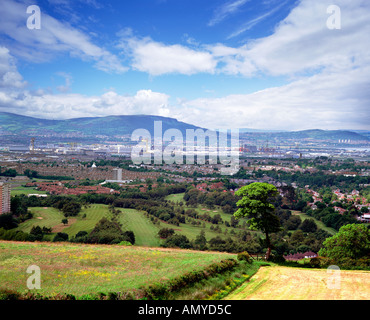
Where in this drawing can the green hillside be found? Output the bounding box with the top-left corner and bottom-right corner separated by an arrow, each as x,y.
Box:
0,112 -> 204,144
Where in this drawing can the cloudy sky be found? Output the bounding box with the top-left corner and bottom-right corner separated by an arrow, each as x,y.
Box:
0,0 -> 369,130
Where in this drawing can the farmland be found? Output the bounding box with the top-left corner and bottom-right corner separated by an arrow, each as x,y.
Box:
225,265 -> 370,300
0,240 -> 236,298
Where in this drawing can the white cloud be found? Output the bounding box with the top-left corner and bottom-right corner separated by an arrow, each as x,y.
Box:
118,34 -> 217,76
0,46 -> 27,89
208,0 -> 250,27
0,0 -> 126,73
177,66 -> 370,130
227,0 -> 289,39
1,0 -> 369,131
208,0 -> 370,77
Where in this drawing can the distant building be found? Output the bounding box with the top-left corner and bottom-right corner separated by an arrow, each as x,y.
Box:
358,214 -> 370,223
283,251 -> 318,261
0,182 -> 11,215
112,168 -> 123,181
243,145 -> 257,153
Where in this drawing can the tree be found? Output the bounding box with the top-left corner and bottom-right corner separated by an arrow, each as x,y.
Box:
87,217 -> 126,244
299,218 -> 317,233
318,223 -> 369,261
234,182 -> 281,260
30,225 -> 44,241
194,230 -> 207,250
162,234 -> 192,249
62,218 -> 68,225
61,201 -> 81,217
0,214 -> 18,230
285,215 -> 302,230
158,228 -> 175,239
53,232 -> 68,242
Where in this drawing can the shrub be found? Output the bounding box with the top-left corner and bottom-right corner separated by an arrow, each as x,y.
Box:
158,228 -> 175,239
53,232 -> 68,242
142,258 -> 239,299
123,231 -> 135,245
309,257 -> 321,268
0,289 -> 21,300
86,217 -> 135,245
30,226 -> 44,241
0,214 -> 18,230
237,251 -> 252,263
162,234 -> 192,249
118,241 -> 132,246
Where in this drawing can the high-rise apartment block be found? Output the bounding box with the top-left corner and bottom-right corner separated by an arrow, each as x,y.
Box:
112,168 -> 123,181
0,182 -> 11,215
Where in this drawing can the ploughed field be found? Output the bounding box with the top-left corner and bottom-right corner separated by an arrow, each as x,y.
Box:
225,265 -> 370,300
0,241 -> 235,298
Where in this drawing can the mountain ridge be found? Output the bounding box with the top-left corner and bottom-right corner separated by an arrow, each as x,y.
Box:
0,112 -> 368,144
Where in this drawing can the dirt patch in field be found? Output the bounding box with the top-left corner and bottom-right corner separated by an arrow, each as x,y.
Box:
225,266 -> 370,300
52,218 -> 77,233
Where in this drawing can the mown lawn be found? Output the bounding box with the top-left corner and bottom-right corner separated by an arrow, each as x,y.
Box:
119,209 -> 161,247
15,204 -> 161,245
11,186 -> 47,196
291,210 -> 337,235
0,241 -> 235,298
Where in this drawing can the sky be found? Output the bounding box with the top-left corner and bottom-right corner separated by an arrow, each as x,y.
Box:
0,0 -> 369,131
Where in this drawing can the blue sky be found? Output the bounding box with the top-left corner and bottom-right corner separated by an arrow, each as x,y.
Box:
0,0 -> 369,130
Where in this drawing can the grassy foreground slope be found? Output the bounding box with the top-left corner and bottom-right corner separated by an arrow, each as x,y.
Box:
225,265 -> 370,300
0,241 -> 235,298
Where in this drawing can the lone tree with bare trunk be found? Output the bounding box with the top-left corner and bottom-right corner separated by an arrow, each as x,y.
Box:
234,182 -> 281,260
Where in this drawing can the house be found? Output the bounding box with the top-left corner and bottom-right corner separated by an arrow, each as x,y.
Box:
358,214 -> 370,223
334,206 -> 346,215
283,251 -> 318,261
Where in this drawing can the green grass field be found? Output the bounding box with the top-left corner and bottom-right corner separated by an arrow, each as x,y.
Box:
11,186 -> 47,196
165,193 -> 185,203
16,204 -> 161,245
0,241 -> 235,298
291,210 -> 337,235
119,209 -> 161,247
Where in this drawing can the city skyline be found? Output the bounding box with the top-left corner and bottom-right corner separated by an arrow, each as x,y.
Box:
0,0 -> 369,131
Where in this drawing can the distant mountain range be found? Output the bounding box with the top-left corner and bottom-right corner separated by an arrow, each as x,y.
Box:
0,112 -> 368,145
239,129 -> 370,142
0,112 -> 204,144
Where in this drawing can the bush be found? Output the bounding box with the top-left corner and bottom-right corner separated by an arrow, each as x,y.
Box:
237,251 -> 252,263
158,228 -> 175,239
86,217 -> 134,245
309,257 -> 321,268
53,232 -> 68,242
118,241 -> 132,246
30,226 -> 44,241
142,258 -> 238,299
162,234 -> 192,249
123,231 -> 135,245
0,214 -> 18,229
0,289 -> 21,300
300,218 -> 317,233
